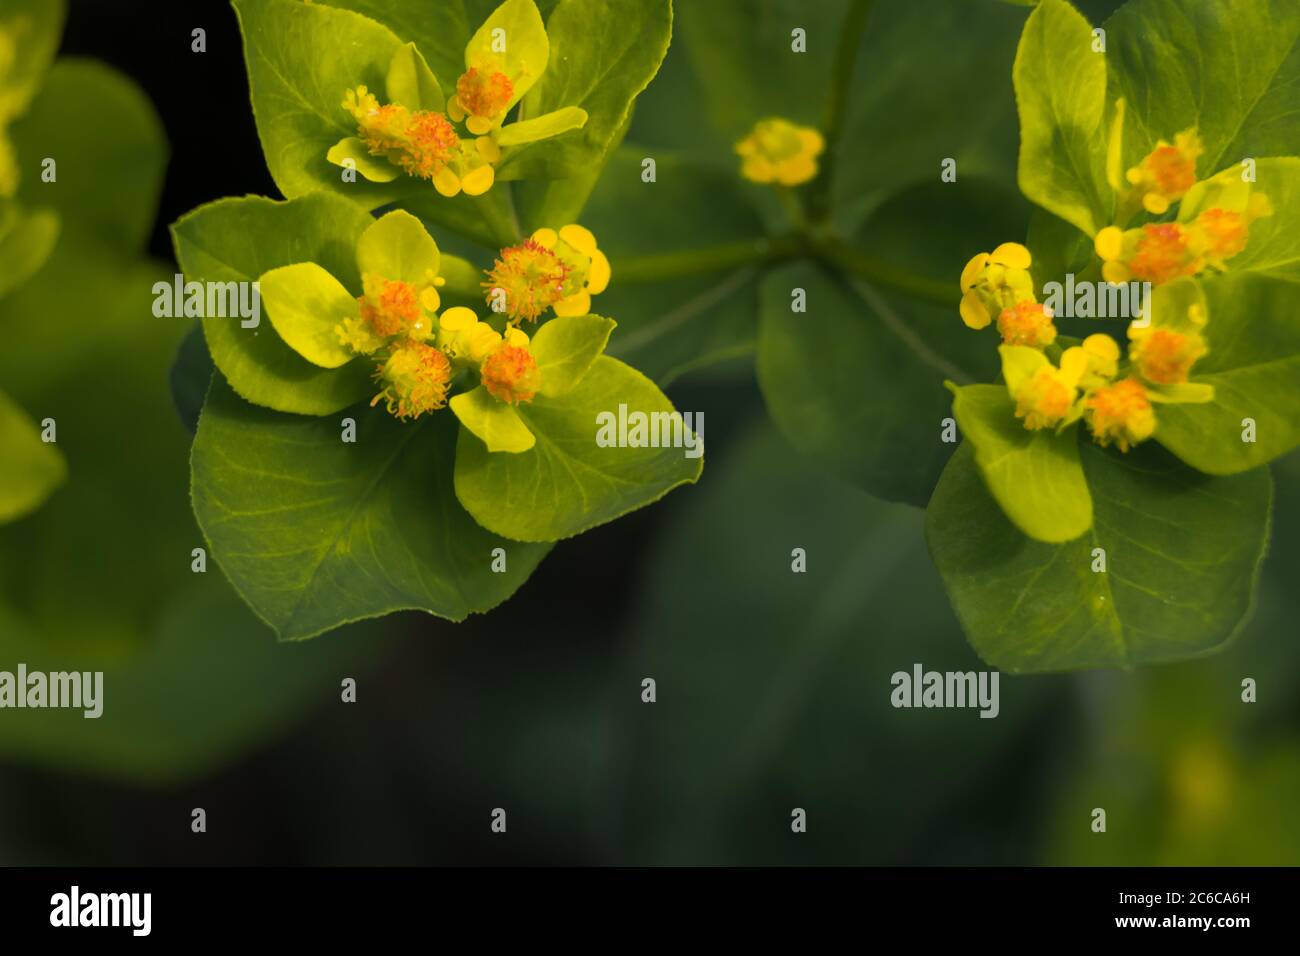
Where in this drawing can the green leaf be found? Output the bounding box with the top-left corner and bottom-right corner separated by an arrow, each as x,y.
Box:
617,420 -> 1066,864
385,41 -> 443,111
496,106 -> 587,149
192,376 -> 551,639
582,150 -> 767,385
926,441 -> 1272,672
0,386 -> 64,524
450,385 -> 535,452
0,0 -> 64,121
949,383 -> 1093,543
454,355 -> 702,541
1105,0 -> 1300,177
1155,273 -> 1300,473
0,203 -> 58,298
356,208 -> 440,283
1013,0 -> 1110,235
259,262 -> 360,369
757,259 -> 992,509
530,313 -> 614,396
171,193 -> 376,416
234,0 -> 515,247
513,0 -> 672,226
1214,158 -> 1300,282
10,58 -> 166,251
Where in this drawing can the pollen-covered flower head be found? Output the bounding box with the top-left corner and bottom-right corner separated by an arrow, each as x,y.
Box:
483,237 -> 570,323
480,339 -> 540,405
1095,223 -> 1201,286
449,65 -> 515,135
1000,344 -> 1086,432
997,300 -> 1057,348
1127,290 -> 1209,386
1085,378 -> 1155,452
372,341 -> 453,420
959,242 -> 1036,330
735,117 -> 824,186
1125,129 -> 1202,215
527,224 -> 611,317
343,86 -> 462,184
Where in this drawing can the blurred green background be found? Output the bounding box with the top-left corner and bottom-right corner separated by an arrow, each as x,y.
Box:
0,0 -> 1295,865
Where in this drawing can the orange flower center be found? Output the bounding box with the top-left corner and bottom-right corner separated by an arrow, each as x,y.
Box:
457,68 -> 514,119
1143,144 -> 1196,197
1135,328 -> 1205,385
483,239 -> 570,323
1128,223 -> 1200,285
997,300 -> 1057,348
372,343 -> 452,420
360,279 -> 422,337
1195,208 -> 1248,261
1086,378 -> 1152,451
481,344 -> 540,405
1015,367 -> 1073,430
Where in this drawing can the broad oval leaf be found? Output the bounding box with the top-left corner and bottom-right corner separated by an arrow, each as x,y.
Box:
356,208 -> 440,284
1155,272 -> 1300,473
926,440 -> 1272,672
513,0 -> 672,226
530,313 -> 615,397
192,376 -> 550,639
0,204 -> 58,299
171,193 -> 376,416
1013,0 -> 1111,236
454,355 -> 702,541
949,383 -> 1093,543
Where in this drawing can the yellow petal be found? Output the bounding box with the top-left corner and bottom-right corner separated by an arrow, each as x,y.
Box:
466,114 -> 494,136
420,287 -> 441,312
586,250 -> 611,295
1094,225 -> 1124,261
1142,192 -> 1170,215
468,323 -> 503,363
531,227 -> 558,249
959,291 -> 991,330
1060,346 -> 1089,385
439,306 -> 477,331
505,327 -> 529,347
434,167 -> 462,197
741,157 -> 774,183
448,97 -> 466,122
553,290 -> 591,317
798,128 -> 825,157
990,242 -> 1031,270
960,252 -> 989,292
1082,333 -> 1119,362
776,157 -> 817,185
461,164 -> 495,196
558,224 -> 598,256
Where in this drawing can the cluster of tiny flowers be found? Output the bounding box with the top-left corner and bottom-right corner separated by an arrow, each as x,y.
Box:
342,84 -> 500,198
734,117 -> 825,186
950,127 -> 1271,452
483,224 -> 611,324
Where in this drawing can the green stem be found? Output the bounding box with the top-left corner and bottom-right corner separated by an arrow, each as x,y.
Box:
609,235 -> 803,283
807,0 -> 874,223
813,237 -> 954,307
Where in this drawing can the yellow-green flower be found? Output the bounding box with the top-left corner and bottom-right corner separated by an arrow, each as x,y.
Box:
1124,129 -> 1202,215
483,224 -> 610,323
1084,378 -> 1155,452
1000,345 -> 1087,431
735,117 -> 824,186
959,242 -> 1036,331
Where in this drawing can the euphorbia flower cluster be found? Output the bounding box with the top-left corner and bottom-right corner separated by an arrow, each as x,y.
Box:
327,0 -> 589,199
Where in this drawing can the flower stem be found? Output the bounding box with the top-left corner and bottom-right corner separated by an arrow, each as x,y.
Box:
807,0 -> 874,224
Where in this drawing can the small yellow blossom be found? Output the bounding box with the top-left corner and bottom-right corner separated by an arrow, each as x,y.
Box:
528,224 -> 611,317
1124,129 -> 1202,215
959,242 -> 1036,331
1095,222 -> 1201,286
449,65 -> 515,135
483,224 -> 610,323
1085,378 -> 1155,451
1000,345 -> 1087,431
1130,326 -> 1208,386
481,342 -> 541,404
735,117 -> 824,186
371,342 -> 453,420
